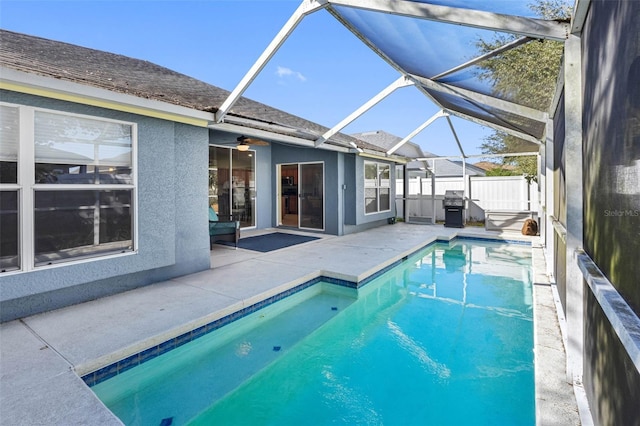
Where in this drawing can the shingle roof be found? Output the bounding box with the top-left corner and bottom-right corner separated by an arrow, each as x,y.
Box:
350,130 -> 423,158
353,130 -> 485,176
0,29 -> 384,153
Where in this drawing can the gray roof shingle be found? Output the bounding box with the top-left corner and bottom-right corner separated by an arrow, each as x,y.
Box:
0,29 -> 385,153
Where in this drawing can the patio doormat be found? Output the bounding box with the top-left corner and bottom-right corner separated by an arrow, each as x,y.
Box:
219,232 -> 320,252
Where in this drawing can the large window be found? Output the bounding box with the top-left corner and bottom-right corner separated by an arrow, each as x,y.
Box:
364,161 -> 391,214
0,103 -> 135,272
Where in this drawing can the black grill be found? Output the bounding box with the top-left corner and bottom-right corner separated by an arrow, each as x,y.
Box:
443,190 -> 465,228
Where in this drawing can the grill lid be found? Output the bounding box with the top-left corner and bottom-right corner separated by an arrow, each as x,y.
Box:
443,190 -> 465,207
444,190 -> 464,199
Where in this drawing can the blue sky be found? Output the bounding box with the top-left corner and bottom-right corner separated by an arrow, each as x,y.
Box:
0,0 -> 495,157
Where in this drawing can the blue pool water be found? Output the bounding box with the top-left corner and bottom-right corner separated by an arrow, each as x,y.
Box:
92,240 -> 534,425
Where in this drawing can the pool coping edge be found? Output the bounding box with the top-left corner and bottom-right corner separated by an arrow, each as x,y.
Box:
80,234 -> 533,387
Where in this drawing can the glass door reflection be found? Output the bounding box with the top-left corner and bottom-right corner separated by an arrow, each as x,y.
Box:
299,163 -> 324,230
209,146 -> 255,228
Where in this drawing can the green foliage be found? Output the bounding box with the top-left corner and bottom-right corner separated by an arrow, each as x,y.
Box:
476,0 -> 571,182
479,131 -> 539,181
476,36 -> 564,110
485,167 -> 519,177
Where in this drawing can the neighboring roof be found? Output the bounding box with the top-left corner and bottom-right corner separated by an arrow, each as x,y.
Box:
353,129 -> 484,176
350,130 -> 422,158
450,161 -> 487,176
0,29 -> 384,154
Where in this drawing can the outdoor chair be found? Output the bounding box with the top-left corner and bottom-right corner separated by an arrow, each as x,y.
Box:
209,207 -> 240,249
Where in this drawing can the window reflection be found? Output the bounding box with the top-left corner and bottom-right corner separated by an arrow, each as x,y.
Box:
209,146 -> 255,228
34,190 -> 132,265
2,104 -> 136,271
299,163 -> 323,229
0,191 -> 19,271
364,161 -> 392,214
35,163 -> 132,184
34,111 -> 132,184
0,105 -> 19,184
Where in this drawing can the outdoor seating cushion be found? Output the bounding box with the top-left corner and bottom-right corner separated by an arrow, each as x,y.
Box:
209,207 -> 239,236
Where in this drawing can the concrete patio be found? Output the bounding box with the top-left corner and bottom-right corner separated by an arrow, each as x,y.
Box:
0,223 -> 580,425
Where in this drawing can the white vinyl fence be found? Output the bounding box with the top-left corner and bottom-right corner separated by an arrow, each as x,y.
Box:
398,175 -> 538,223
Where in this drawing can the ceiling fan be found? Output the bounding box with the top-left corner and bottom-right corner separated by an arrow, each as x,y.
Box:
236,135 -> 269,151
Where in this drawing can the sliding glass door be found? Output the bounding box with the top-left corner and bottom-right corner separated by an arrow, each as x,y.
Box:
209,146 -> 255,228
299,163 -> 324,230
278,162 -> 323,231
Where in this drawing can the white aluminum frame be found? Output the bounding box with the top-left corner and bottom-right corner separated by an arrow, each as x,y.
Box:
214,0 -> 328,124
315,76 -> 414,147
216,0 -> 567,155
386,110 -> 447,155
327,0 -> 569,40
431,36 -> 534,81
563,34 -> 585,384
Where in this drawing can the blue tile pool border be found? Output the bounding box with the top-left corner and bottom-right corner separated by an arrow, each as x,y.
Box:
452,235 -> 533,246
81,276 -> 354,387
82,235 -> 530,387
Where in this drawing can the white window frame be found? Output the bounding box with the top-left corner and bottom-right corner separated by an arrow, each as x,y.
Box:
0,102 -> 137,273
364,160 -> 391,215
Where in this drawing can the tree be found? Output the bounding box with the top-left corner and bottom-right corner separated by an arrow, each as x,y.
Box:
485,167 -> 519,177
476,0 -> 571,181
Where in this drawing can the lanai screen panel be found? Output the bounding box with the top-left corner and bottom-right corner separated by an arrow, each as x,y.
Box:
332,5 -> 504,78
411,0 -> 536,16
331,1 -> 553,146
434,43 -> 562,110
424,88 -> 546,141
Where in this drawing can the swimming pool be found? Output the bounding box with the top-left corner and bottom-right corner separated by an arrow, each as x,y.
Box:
91,239 -> 534,425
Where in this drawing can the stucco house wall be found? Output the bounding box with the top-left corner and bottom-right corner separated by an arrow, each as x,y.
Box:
0,91 -> 211,322
0,29 -> 409,322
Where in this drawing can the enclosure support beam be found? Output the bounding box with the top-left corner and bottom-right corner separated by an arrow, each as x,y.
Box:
386,110 -> 447,155
443,109 -> 542,145
571,0 -> 592,35
446,115 -> 466,158
563,34 -> 584,385
431,166 -> 436,225
315,75 -> 414,147
414,76 -> 548,123
215,0 -> 327,123
544,118 -> 556,278
431,36 -> 533,81
415,152 -> 538,161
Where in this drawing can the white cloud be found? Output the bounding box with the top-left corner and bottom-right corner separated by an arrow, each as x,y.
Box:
276,65 -> 307,82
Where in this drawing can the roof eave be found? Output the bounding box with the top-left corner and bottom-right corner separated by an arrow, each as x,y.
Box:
0,66 -> 215,127
1,66 -> 406,158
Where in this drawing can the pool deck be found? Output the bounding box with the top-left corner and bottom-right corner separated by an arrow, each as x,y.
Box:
0,223 -> 581,425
